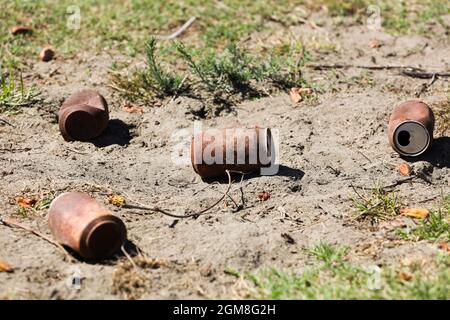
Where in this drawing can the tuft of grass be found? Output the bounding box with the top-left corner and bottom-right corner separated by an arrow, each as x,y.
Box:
109,38 -> 186,103
0,63 -> 39,113
397,195 -> 450,241
176,42 -> 308,94
142,38 -> 186,96
309,242 -> 349,267
0,0 -> 304,62
243,243 -> 450,299
351,185 -> 400,222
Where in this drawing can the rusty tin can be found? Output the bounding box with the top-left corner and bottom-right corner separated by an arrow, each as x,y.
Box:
388,100 -> 434,157
48,192 -> 127,260
58,89 -> 109,141
191,127 -> 273,178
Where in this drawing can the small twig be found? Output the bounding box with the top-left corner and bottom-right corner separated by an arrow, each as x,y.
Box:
0,218 -> 75,262
352,201 -> 383,220
154,17 -> 197,40
355,149 -> 372,163
233,171 -> 246,210
65,146 -> 89,155
309,63 -> 450,78
415,73 -> 438,97
350,176 -> 417,192
166,74 -> 188,106
381,176 -> 417,190
402,69 -> 450,79
350,184 -> 367,201
123,170 -> 234,219
418,195 -> 439,203
308,63 -> 417,71
121,245 -> 139,270
0,118 -> 14,127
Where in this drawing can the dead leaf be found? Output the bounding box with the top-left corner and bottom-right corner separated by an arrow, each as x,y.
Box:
107,195 -> 126,207
400,208 -> 430,219
16,196 -> 36,208
398,162 -> 412,176
368,38 -> 382,48
9,25 -> 33,35
437,241 -> 450,252
289,87 -> 313,104
122,103 -> 143,114
0,260 -> 13,273
398,271 -> 412,281
258,191 -> 271,201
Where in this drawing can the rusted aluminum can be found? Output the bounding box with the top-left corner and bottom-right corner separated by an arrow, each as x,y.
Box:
48,192 -> 127,260
58,89 -> 109,141
388,100 -> 434,157
191,127 -> 273,178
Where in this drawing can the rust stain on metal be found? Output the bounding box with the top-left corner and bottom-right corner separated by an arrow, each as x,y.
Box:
388,100 -> 434,157
48,192 -> 127,260
191,127 -> 273,179
58,89 -> 109,141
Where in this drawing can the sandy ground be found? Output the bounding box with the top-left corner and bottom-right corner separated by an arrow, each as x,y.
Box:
0,18 -> 449,299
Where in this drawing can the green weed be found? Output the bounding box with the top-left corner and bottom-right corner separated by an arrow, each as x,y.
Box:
0,63 -> 39,113
351,185 -> 400,221
242,243 -> 450,299
397,196 -> 450,241
176,42 -> 308,94
142,38 -> 186,96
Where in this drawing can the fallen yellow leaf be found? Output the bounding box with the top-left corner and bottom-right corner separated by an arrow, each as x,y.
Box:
107,194 -> 126,207
0,260 -> 13,273
289,87 -> 313,104
400,208 -> 430,219
398,271 -> 412,281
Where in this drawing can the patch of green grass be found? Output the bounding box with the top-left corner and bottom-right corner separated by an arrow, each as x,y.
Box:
109,38 -> 187,103
319,0 -> 368,16
111,39 -> 311,103
351,185 -> 400,222
381,2 -> 411,34
0,0 -> 305,62
142,38 -> 186,96
242,243 -> 450,299
0,63 -> 39,113
397,196 -> 450,241
417,0 -> 450,27
309,242 -> 349,267
176,42 -> 309,94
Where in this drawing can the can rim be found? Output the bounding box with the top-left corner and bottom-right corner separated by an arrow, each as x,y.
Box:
392,120 -> 431,157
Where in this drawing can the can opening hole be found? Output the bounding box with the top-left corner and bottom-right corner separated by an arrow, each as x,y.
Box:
266,128 -> 272,158
398,130 -> 411,147
87,222 -> 124,259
